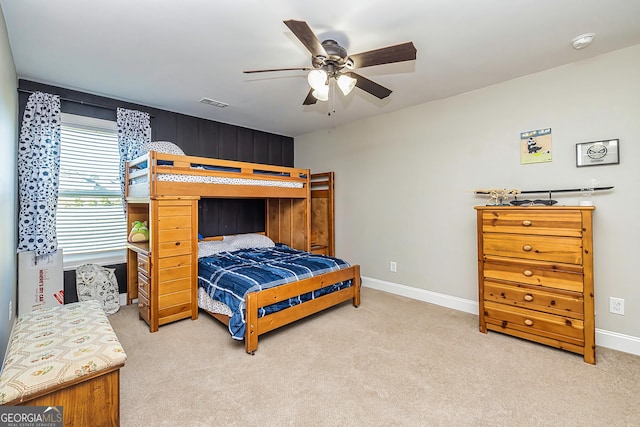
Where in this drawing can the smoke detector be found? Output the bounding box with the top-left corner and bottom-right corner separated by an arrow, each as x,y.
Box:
571,33 -> 595,50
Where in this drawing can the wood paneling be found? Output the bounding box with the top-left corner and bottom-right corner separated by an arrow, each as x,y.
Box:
266,199 -> 309,251
175,114 -> 199,154
198,198 -> 265,237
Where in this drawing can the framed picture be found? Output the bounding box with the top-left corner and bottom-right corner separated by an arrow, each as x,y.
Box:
576,139 -> 619,167
521,128 -> 552,164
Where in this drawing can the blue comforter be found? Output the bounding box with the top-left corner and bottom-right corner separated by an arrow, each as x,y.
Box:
197,244 -> 352,340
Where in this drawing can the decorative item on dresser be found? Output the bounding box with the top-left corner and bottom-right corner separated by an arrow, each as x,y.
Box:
474,206 -> 596,364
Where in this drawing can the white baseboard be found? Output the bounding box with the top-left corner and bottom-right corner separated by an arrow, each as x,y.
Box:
594,329 -> 640,356
362,276 -> 479,315
361,276 -> 640,357
119,293 -> 128,306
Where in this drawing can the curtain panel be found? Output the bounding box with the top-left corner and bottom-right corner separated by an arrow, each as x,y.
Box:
17,92 -> 62,257
116,108 -> 151,208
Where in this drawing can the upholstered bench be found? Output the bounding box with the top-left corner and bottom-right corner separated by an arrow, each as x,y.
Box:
0,300 -> 127,426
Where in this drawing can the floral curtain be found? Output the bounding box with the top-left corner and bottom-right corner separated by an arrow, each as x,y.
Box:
17,92 -> 62,257
116,108 -> 151,208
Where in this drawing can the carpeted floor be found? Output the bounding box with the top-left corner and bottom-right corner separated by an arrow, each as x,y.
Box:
108,287 -> 640,426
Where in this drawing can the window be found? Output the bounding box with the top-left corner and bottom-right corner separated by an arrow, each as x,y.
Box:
57,113 -> 127,269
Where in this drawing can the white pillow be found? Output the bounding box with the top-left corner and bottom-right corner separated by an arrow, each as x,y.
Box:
224,233 -> 275,249
198,240 -> 236,258
143,140 -> 185,156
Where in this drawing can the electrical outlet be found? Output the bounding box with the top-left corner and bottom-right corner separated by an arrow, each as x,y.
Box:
8,301 -> 12,321
609,297 -> 624,315
390,261 -> 397,272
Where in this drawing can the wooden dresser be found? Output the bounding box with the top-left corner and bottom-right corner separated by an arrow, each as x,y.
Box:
126,197 -> 199,332
474,206 -> 595,364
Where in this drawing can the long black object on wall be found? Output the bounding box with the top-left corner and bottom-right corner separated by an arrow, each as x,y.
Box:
18,79 -> 295,302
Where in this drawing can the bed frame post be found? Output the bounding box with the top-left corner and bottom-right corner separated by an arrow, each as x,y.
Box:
352,265 -> 361,307
245,292 -> 258,354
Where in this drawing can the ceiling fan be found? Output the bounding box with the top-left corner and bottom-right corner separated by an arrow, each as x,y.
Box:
244,20 -> 417,105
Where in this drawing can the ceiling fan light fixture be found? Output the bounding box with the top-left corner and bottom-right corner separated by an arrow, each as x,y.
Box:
307,69 -> 328,90
312,85 -> 329,101
337,74 -> 357,96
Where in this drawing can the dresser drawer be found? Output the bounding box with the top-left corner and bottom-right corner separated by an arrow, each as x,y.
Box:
484,281 -> 584,319
157,214 -> 192,231
157,254 -> 192,269
138,271 -> 150,299
158,228 -> 192,244
483,300 -> 584,345
138,293 -> 150,324
137,252 -> 150,275
483,233 -> 583,264
158,277 -> 192,295
158,204 -> 192,218
483,258 -> 583,292
481,209 -> 583,237
159,289 -> 192,309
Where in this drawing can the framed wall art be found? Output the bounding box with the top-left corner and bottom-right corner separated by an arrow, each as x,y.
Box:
520,128 -> 552,164
576,139 -> 619,167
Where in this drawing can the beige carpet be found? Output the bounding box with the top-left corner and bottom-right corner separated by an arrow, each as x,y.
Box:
108,287 -> 640,426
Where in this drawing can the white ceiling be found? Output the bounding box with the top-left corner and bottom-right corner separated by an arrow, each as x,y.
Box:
2,0 -> 640,137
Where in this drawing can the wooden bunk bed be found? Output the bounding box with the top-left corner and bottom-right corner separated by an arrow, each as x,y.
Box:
125,151 -> 361,354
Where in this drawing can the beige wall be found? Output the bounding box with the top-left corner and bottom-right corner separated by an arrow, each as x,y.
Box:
295,45 -> 640,351
0,5 -> 18,360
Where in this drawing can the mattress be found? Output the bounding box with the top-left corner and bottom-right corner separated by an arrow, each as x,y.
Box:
157,173 -> 304,188
131,172 -> 304,188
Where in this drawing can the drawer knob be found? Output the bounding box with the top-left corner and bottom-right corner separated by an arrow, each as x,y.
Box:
522,220 -> 532,226
524,294 -> 534,302
522,245 -> 533,252
175,241 -> 181,246
138,303 -> 144,308
524,319 -> 534,326
523,270 -> 533,277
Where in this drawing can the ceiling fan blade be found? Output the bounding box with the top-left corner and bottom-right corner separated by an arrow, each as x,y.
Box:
283,20 -> 328,58
349,42 -> 417,69
303,89 -> 318,105
244,67 -> 312,74
346,72 -> 392,99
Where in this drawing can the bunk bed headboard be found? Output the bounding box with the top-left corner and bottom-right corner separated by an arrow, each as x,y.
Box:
266,198 -> 310,251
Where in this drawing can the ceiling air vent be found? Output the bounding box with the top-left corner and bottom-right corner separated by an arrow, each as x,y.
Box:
199,97 -> 229,108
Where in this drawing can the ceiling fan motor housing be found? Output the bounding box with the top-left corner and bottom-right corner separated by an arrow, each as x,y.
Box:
313,39 -> 350,73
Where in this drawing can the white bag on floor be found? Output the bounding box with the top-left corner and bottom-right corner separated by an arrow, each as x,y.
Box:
76,264 -> 120,315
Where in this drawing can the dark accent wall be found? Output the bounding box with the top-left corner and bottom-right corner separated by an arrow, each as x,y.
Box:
18,80 -> 294,162
18,80 -> 294,303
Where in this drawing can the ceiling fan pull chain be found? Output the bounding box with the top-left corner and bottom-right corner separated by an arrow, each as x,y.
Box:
328,79 -> 336,116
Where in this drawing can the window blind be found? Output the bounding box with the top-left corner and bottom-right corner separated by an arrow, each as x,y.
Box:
57,114 -> 126,266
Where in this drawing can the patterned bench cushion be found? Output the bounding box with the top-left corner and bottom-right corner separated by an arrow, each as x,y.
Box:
0,300 -> 126,404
